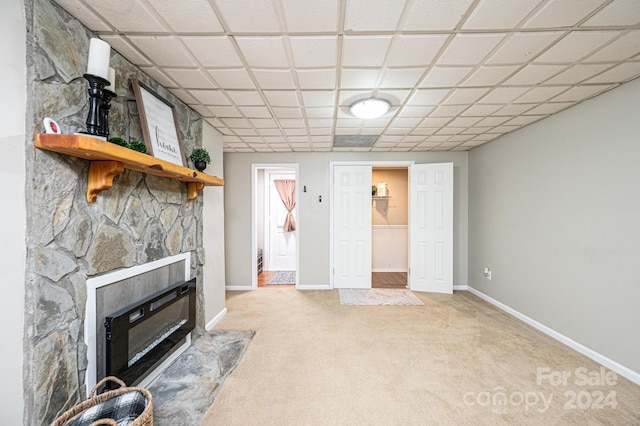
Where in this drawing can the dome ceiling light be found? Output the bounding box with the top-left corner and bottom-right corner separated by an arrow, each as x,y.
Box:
349,97 -> 391,119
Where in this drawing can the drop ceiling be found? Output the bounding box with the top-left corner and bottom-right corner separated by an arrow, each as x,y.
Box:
55,0 -> 640,153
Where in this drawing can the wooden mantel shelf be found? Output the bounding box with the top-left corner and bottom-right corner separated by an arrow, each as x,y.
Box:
35,133 -> 223,206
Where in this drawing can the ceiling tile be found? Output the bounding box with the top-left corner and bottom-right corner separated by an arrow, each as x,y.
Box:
167,89 -> 197,104
338,90 -> 375,106
504,64 -> 567,85
188,104 -> 214,117
386,35 -> 449,67
523,0 -> 605,28
54,0 -> 113,31
301,91 -> 336,107
515,85 -> 570,103
407,89 -> 450,106
486,32 -> 563,65
378,68 -> 425,88
443,87 -> 490,105
474,116 -> 511,127
165,69 -> 216,89
214,0 -> 281,32
582,0 -> 640,26
250,118 -> 278,128
418,117 -> 452,128
462,0 -> 542,30
525,102 -> 575,115
381,90 -> 412,105
280,0 -> 339,31
149,0 -> 223,32
263,90 -> 299,107
101,35 -> 152,66
307,118 -> 333,128
128,36 -> 197,67
290,37 -> 338,68
344,0 -> 407,31
208,106 -> 242,117
342,36 -> 394,67
478,86 -> 529,103
493,103 -> 537,115
238,106 -> 272,118
430,105 -> 468,117
402,0 -> 474,30
272,107 -> 303,118
225,90 -> 265,105
340,69 -> 382,89
259,128 -> 284,136
207,68 -> 256,89
305,107 -> 335,118
438,34 -> 506,65
545,63 -> 613,84
139,67 -> 177,88
189,89 -> 231,105
390,117 -> 422,128
585,62 -> 640,83
584,30 -> 640,62
448,116 -> 482,127
235,37 -> 290,68
398,106 -> 435,118
550,84 -> 614,102
182,36 -> 243,68
83,0 -> 166,31
461,65 -> 520,86
535,31 -> 620,63
253,70 -> 297,89
296,69 -> 337,89
421,66 -> 473,88
460,104 -> 503,116
220,117 -> 252,128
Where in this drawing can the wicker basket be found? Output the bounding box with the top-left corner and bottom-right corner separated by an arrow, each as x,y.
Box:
52,376 -> 153,426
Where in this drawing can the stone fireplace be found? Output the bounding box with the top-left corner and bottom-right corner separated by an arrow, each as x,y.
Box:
22,0 -> 209,424
86,253 -> 195,393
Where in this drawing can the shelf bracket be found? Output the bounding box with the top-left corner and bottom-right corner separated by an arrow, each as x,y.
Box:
87,161 -> 125,203
186,182 -> 205,207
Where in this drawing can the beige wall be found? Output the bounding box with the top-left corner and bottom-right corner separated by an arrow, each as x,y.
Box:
224,152 -> 468,288
372,168 -> 408,226
202,122 -> 226,328
0,0 -> 25,422
468,78 -> 640,375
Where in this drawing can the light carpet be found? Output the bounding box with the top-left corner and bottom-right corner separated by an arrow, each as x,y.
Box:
339,288 -> 424,305
200,289 -> 640,425
266,270 -> 296,285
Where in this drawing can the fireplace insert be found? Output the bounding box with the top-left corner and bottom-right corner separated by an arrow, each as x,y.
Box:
104,278 -> 196,386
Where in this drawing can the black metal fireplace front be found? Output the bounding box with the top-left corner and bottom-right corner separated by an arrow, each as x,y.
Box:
104,278 -> 196,386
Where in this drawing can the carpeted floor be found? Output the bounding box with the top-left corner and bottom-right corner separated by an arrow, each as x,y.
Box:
338,288 -> 424,305
200,288 -> 640,425
266,270 -> 296,285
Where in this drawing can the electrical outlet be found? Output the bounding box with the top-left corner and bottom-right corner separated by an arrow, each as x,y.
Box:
483,267 -> 492,280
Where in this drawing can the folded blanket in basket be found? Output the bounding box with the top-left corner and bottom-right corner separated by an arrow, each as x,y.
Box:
66,390 -> 148,426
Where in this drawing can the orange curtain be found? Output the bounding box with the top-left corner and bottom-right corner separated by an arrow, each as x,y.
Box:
274,179 -> 296,232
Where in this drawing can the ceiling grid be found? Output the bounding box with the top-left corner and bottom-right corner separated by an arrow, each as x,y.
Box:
54,0 -> 640,152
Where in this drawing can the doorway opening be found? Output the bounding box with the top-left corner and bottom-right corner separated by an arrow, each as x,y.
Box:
372,167 -> 408,289
330,161 -> 453,294
252,164 -> 299,289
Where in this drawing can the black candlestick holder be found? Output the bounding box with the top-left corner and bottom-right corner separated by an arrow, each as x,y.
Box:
83,73 -> 109,137
100,89 -> 116,138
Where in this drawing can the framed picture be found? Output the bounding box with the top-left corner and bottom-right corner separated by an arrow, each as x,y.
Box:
132,79 -> 187,167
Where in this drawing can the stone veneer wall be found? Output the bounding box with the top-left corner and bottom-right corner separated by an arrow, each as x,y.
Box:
23,0 -> 207,423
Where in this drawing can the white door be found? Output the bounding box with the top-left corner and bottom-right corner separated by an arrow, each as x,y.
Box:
267,173 -> 296,271
333,165 -> 372,289
409,163 -> 453,294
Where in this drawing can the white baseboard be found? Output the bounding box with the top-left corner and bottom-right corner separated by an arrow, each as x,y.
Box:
225,285 -> 252,291
466,286 -> 640,386
205,307 -> 227,331
453,284 -> 468,291
372,268 -> 408,273
298,285 -> 332,290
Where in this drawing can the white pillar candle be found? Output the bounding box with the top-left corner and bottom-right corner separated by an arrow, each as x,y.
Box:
86,38 -> 111,80
105,67 -> 116,90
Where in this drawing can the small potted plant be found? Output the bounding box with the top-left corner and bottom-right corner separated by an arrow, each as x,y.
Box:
190,147 -> 211,172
